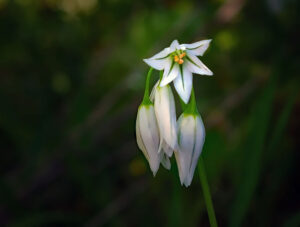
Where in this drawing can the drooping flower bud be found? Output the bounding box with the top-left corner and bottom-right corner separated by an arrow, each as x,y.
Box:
154,84 -> 178,155
174,87 -> 205,187
175,113 -> 205,187
136,104 -> 161,176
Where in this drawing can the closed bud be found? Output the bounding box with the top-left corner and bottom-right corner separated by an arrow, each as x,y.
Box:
154,84 -> 178,155
175,113 -> 205,187
136,104 -> 161,176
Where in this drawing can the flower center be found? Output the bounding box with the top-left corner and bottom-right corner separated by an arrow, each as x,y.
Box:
174,52 -> 186,65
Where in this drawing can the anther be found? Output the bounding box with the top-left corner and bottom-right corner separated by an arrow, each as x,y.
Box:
174,55 -> 179,62
179,52 -> 186,58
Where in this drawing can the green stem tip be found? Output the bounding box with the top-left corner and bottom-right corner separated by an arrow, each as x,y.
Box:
142,68 -> 153,105
184,87 -> 199,115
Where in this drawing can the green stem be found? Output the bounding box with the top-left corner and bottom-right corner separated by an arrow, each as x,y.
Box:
158,70 -> 163,83
179,97 -> 187,111
198,156 -> 218,227
184,88 -> 199,115
142,68 -> 153,105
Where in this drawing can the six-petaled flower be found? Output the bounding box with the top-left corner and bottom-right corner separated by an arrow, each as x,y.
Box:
144,39 -> 213,103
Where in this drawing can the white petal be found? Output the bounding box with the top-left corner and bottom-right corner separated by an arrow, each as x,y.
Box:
143,58 -> 168,71
150,81 -> 159,102
174,150 -> 185,185
186,54 -> 213,76
174,114 -> 190,184
160,60 -> 179,87
184,115 -> 205,186
154,85 -> 178,150
137,105 -> 161,175
136,111 -> 148,158
170,40 -> 180,51
173,65 -> 193,104
143,47 -> 171,70
160,152 -> 171,170
162,140 -> 173,157
182,39 -> 211,56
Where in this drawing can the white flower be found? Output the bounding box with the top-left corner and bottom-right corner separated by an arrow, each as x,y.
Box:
175,113 -> 205,187
144,39 -> 213,104
154,84 -> 177,156
136,104 -> 161,176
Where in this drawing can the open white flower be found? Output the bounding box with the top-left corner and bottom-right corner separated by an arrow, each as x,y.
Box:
144,39 -> 213,104
175,113 -> 205,187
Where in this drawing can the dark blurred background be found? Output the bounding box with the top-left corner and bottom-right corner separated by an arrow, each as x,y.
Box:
0,0 -> 299,226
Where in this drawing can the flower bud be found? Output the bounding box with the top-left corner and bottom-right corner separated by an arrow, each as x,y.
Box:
154,84 -> 178,154
175,113 -> 205,187
136,104 -> 161,176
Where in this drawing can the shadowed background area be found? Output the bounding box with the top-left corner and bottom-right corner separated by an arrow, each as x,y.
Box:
0,0 -> 299,226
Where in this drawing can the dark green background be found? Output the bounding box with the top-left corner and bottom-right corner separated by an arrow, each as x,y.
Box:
0,0 -> 299,226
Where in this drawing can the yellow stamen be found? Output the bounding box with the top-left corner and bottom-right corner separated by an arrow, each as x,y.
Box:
178,59 -> 184,64
174,55 -> 179,62
179,52 -> 186,58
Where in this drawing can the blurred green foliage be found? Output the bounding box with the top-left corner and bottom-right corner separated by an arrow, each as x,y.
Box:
0,0 -> 299,226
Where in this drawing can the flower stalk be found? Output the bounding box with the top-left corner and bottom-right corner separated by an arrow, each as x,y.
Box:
198,156 -> 218,227
142,68 -> 154,105
183,88 -> 198,115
